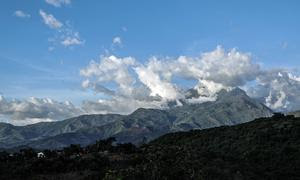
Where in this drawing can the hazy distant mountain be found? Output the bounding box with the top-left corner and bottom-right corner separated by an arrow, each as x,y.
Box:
0,88 -> 273,149
170,88 -> 273,131
287,110 -> 300,117
0,114 -> 123,148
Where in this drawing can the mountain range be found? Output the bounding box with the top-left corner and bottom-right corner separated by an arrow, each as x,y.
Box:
1,109 -> 298,180
0,88 -> 273,149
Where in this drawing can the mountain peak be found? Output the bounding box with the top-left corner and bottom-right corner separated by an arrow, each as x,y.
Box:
217,87 -> 247,99
185,87 -> 248,101
185,88 -> 201,99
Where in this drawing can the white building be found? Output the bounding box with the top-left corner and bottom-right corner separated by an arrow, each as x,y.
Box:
37,152 -> 45,158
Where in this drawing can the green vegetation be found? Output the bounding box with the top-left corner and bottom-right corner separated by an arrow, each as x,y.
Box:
0,113 -> 300,179
0,137 -> 140,179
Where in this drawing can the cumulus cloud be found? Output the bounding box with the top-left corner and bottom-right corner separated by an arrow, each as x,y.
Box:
80,55 -> 136,96
127,46 -> 260,102
45,0 -> 71,7
39,10 -> 63,29
80,46 -> 300,113
4,46 -> 300,125
79,47 -> 263,114
0,95 -> 82,125
248,70 -> 300,111
135,64 -> 179,100
14,10 -> 31,18
80,55 -> 173,114
168,46 -> 260,87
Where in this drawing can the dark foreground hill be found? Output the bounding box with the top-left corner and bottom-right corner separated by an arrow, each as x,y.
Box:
121,113 -> 300,180
0,88 -> 272,149
1,114 -> 300,180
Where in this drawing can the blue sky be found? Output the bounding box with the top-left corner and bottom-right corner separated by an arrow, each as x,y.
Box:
1,0 -> 300,124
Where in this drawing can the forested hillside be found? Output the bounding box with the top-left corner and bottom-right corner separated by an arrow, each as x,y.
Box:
1,113 -> 299,180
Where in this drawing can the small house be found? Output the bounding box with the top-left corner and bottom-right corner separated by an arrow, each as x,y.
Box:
37,152 -> 45,158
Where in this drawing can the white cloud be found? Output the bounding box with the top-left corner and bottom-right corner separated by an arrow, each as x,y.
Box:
59,28 -> 84,47
112,36 -> 122,45
249,70 -> 300,111
39,10 -> 63,29
39,10 -> 84,48
173,46 -> 260,87
79,47 -> 261,114
80,46 -> 300,113
45,0 -> 71,7
0,95 -> 82,125
14,10 -> 31,18
265,90 -> 287,110
135,65 -> 179,100
192,80 -> 227,102
79,55 -> 171,114
174,46 -> 260,100
132,46 -> 260,101
61,36 -> 83,47
62,30 -> 84,47
80,55 -> 136,96
4,46 -> 300,125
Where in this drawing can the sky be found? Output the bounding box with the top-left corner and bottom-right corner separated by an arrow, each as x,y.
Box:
1,0 -> 300,125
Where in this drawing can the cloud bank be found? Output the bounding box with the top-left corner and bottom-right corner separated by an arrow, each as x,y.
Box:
2,46 -> 300,125
0,95 -> 82,126
248,70 -> 300,111
80,46 -> 300,114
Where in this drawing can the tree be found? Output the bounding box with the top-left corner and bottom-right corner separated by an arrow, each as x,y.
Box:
20,148 -> 36,159
63,144 -> 82,156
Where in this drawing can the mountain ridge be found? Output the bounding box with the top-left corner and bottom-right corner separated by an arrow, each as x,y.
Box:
0,88 -> 273,149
